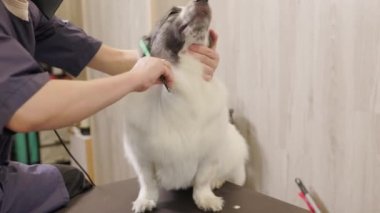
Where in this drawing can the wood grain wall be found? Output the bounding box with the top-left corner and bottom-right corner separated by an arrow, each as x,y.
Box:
210,0 -> 380,212
56,0 -> 83,27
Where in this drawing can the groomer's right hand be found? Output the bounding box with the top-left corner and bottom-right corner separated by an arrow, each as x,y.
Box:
130,57 -> 174,92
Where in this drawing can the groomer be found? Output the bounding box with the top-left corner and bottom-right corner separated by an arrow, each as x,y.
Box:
0,0 -> 220,212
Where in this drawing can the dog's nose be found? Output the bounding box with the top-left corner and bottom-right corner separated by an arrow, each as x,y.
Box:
195,0 -> 208,3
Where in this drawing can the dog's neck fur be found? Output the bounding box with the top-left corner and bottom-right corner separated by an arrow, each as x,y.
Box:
157,51 -> 226,125
172,53 -> 204,89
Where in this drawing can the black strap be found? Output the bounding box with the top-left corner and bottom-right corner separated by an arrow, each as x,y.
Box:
53,164 -> 93,199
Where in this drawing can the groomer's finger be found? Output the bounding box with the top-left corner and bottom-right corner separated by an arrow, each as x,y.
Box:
161,59 -> 174,87
203,65 -> 214,81
160,63 -> 175,88
189,45 -> 219,61
209,29 -> 219,50
190,51 -> 218,69
161,59 -> 172,69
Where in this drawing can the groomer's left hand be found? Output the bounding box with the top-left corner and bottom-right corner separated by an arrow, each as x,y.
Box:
189,29 -> 220,81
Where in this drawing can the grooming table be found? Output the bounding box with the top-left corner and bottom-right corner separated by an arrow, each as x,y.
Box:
57,178 -> 307,213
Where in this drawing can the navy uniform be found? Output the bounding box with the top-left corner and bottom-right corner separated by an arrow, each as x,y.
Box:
0,0 -> 101,212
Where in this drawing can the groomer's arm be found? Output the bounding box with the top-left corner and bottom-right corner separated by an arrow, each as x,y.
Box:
88,44 -> 139,76
6,57 -> 173,133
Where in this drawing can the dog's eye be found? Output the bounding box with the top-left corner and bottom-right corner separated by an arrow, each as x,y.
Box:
168,7 -> 181,16
169,10 -> 178,16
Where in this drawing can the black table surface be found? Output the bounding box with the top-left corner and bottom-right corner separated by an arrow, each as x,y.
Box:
57,178 -> 308,213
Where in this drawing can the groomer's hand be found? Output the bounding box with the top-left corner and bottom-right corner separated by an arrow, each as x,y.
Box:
130,57 -> 174,92
189,29 -> 220,81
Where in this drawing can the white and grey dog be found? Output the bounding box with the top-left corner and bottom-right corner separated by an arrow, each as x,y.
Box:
123,0 -> 248,212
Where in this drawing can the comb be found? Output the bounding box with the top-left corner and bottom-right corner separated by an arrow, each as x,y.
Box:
139,40 -> 169,91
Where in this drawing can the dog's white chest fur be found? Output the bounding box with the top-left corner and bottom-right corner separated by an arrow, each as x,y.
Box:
123,54 -> 248,213
124,54 -> 226,185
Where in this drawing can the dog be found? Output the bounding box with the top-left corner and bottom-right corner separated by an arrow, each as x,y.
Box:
122,0 -> 249,212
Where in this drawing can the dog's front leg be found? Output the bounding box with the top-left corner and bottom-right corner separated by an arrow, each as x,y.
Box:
133,163 -> 159,213
193,164 -> 224,212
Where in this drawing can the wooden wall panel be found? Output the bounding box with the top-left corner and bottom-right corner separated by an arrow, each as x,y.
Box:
210,0 -> 380,212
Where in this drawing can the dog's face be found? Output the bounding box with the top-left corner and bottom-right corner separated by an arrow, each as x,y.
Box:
143,0 -> 212,64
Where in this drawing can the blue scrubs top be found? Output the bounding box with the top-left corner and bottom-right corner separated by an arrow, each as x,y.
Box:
0,1 -> 102,212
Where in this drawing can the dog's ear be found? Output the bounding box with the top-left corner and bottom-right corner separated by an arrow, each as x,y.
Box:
141,35 -> 152,57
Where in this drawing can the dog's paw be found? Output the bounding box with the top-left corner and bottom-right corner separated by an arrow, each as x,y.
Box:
211,180 -> 225,190
194,194 -> 224,212
132,198 -> 157,213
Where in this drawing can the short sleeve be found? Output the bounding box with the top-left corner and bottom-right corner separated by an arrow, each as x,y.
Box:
33,14 -> 102,77
0,34 -> 50,134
